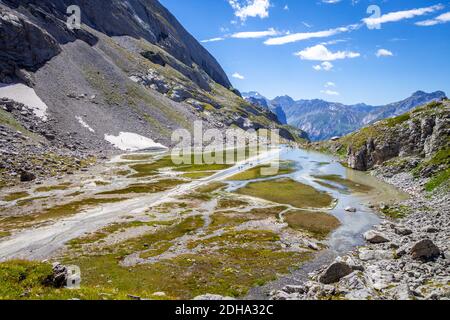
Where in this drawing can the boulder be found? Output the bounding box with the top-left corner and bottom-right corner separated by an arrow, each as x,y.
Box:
169,86 -> 192,102
395,227 -> 413,236
20,170 -> 36,182
48,263 -> 69,288
319,262 -> 353,284
282,285 -> 307,294
410,240 -> 440,262
364,230 -> 390,244
345,207 -> 357,213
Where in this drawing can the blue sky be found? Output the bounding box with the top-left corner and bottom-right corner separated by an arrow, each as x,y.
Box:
160,0 -> 450,105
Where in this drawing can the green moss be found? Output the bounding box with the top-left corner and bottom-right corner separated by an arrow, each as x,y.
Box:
1,198 -> 125,230
339,125 -> 382,150
2,192 -> 29,202
284,210 -> 340,239
216,198 -> 249,209
68,220 -> 176,248
385,113 -> 411,127
128,157 -> 175,177
181,172 -> 216,179
236,178 -> 334,209
16,196 -> 49,207
227,162 -> 295,181
115,170 -> 132,177
0,231 -> 11,239
428,148 -> 450,167
187,230 -> 280,250
97,179 -> 186,195
121,154 -> 155,161
312,174 -> 373,193
66,246 -> 310,300
207,213 -> 252,232
35,183 -> 71,193
83,67 -> 125,106
0,109 -> 33,136
195,182 -> 227,194
0,260 -> 132,300
425,168 -> 450,192
380,205 -> 410,219
207,206 -> 287,233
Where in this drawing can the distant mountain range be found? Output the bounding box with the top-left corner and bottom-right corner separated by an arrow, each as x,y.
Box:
243,91 -> 447,141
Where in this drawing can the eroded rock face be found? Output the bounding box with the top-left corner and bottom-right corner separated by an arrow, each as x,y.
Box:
345,103 -> 448,172
1,0 -> 231,89
0,10 -> 61,82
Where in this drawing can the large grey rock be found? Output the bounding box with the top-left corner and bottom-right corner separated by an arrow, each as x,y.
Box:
48,263 -> 69,288
319,262 -> 353,284
410,240 -> 441,262
364,230 -> 390,244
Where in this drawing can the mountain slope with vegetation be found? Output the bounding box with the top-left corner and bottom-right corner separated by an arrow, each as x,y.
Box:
318,99 -> 449,192
0,0 -> 304,186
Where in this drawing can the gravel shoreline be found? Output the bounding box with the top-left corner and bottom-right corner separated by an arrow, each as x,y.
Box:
270,170 -> 449,300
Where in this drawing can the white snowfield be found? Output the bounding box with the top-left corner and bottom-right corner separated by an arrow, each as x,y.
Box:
76,116 -> 95,133
104,132 -> 167,151
0,83 -> 48,121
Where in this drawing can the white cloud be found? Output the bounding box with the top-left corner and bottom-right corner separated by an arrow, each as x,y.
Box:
302,21 -> 312,28
321,89 -> 340,96
313,61 -> 334,71
295,44 -> 360,61
232,72 -> 245,80
322,0 -> 342,4
264,24 -> 358,45
283,5 -> 289,11
325,81 -> 336,87
320,39 -> 348,46
416,11 -> 450,26
228,0 -> 271,21
201,37 -> 225,43
376,49 -> 393,57
231,28 -> 280,39
363,4 -> 444,27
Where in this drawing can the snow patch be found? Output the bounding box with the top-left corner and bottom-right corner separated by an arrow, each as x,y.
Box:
0,83 -> 48,121
104,132 -> 167,151
76,116 -> 95,133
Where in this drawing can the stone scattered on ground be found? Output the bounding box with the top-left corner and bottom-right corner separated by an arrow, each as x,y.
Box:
364,230 -> 390,244
271,170 -> 449,300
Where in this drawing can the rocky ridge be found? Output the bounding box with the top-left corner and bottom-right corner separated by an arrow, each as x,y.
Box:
244,91 -> 446,141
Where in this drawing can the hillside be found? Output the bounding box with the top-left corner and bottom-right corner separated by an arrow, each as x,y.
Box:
318,99 -> 450,193
0,0 -> 302,186
245,91 -> 447,141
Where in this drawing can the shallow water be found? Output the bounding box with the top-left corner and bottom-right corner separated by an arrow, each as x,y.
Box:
231,147 -> 407,253
245,146 -> 409,298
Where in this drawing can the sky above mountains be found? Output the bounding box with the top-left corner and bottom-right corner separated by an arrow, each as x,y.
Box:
160,0 -> 450,105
